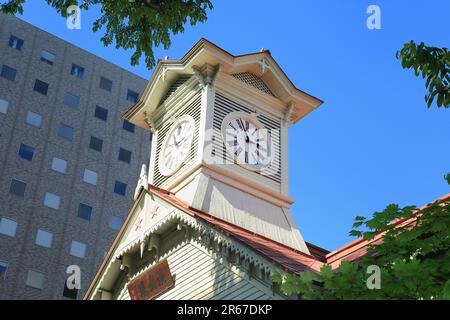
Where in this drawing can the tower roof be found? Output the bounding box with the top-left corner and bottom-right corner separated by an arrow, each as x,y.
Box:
123,38 -> 323,129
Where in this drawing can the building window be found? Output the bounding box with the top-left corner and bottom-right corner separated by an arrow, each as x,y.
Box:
0,98 -> 9,114
33,79 -> 49,95
77,203 -> 92,221
35,229 -> 53,248
108,215 -> 123,231
25,111 -> 42,127
99,76 -> 112,92
18,143 -> 35,161
1,65 -> 17,81
26,270 -> 44,289
126,89 -> 139,103
118,148 -> 132,164
63,281 -> 78,299
89,136 -> 103,152
122,120 -> 135,133
44,192 -> 60,209
83,169 -> 98,185
64,92 -> 80,109
0,217 -> 17,237
94,105 -> 108,121
40,50 -> 55,65
0,260 -> 8,279
70,240 -> 86,259
70,64 -> 84,79
114,181 -> 127,196
8,35 -> 24,51
9,179 -> 26,197
51,157 -> 68,174
58,123 -> 74,141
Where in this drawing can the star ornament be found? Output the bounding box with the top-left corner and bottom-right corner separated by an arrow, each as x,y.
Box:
151,204 -> 160,219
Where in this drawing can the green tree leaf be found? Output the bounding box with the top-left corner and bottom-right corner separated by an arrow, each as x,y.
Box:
397,41 -> 449,108
0,0 -> 213,69
275,198 -> 450,300
442,279 -> 450,300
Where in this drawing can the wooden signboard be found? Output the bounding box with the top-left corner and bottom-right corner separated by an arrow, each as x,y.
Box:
127,259 -> 174,300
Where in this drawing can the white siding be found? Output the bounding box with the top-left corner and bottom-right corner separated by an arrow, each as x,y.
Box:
118,241 -> 282,300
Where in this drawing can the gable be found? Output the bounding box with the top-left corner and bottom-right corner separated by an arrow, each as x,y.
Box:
231,72 -> 276,97
116,191 -> 176,257
85,185 -> 324,300
123,38 -> 323,130
115,240 -> 285,300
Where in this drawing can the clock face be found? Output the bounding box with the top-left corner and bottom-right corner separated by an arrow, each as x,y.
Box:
221,112 -> 272,170
159,115 -> 195,176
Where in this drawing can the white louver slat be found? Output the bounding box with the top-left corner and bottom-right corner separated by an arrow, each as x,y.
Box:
160,75 -> 192,105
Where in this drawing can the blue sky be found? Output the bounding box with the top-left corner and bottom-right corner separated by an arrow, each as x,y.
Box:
15,0 -> 450,251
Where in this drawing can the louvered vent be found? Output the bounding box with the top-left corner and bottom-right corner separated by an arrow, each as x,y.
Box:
212,92 -> 282,184
232,72 -> 275,97
160,75 -> 192,105
153,93 -> 202,187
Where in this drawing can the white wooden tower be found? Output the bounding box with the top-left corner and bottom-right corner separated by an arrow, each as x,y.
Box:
85,40 -> 324,300
124,39 -> 322,253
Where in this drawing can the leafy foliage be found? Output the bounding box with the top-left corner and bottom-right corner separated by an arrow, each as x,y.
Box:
275,198 -> 450,299
0,0 -> 213,69
396,41 -> 449,108
275,41 -> 450,300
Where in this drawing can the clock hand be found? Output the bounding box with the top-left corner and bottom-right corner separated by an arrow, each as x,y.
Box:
172,135 -> 180,147
178,135 -> 190,145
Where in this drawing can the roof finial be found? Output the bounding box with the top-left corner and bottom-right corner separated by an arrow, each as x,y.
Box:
134,163 -> 148,200
164,56 -> 169,61
260,48 -> 265,52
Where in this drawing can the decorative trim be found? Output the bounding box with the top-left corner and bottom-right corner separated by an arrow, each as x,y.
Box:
193,63 -> 221,88
143,111 -> 156,132
134,164 -> 148,200
283,103 -> 294,125
92,205 -> 285,299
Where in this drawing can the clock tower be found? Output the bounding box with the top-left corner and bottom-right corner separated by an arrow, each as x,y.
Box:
123,39 -> 323,253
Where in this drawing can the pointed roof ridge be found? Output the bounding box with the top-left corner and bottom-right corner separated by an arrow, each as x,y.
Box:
123,38 -> 323,126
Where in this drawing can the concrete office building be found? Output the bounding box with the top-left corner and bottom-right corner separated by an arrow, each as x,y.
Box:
0,14 -> 150,299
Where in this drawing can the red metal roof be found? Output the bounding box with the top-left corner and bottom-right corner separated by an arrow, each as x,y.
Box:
84,185 -> 449,299
149,185 -> 325,274
150,185 -> 450,272
325,193 -> 450,269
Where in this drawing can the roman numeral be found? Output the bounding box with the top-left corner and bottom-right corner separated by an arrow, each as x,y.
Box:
228,122 -> 237,131
236,119 -> 245,131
